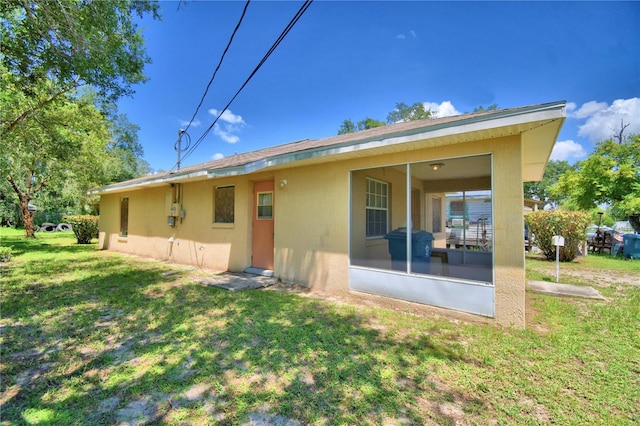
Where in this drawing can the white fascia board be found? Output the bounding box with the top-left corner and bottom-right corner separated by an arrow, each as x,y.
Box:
207,166 -> 250,179
88,170 -> 209,195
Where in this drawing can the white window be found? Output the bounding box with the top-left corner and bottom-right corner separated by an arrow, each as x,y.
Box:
257,192 -> 273,219
366,178 -> 388,237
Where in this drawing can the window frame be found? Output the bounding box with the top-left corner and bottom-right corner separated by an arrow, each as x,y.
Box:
256,191 -> 273,220
213,185 -> 235,224
431,195 -> 442,233
120,196 -> 129,238
365,177 -> 389,238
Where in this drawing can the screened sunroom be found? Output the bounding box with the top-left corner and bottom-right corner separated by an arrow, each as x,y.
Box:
349,154 -> 495,316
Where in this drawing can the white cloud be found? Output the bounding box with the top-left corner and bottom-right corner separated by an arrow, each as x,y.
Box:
178,117 -> 201,128
209,108 -> 245,125
208,108 -> 246,144
423,101 -> 461,118
213,123 -> 240,144
569,98 -> 640,142
571,100 -> 608,119
212,153 -> 225,160
550,140 -> 587,161
395,30 -> 416,40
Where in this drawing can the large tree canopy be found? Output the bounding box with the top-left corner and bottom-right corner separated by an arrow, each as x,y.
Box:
552,134 -> 640,217
0,0 -> 160,134
1,0 -> 159,237
1,71 -> 111,236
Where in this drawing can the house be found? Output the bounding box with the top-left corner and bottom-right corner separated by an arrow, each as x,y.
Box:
90,101 -> 566,328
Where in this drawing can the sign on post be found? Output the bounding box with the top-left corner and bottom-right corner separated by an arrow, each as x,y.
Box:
552,235 -> 565,282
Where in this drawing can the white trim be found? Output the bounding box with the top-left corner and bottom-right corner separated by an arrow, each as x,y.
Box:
88,170 -> 208,195
365,177 -> 389,238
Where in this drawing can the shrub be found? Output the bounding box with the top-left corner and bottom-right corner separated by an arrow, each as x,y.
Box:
525,210 -> 590,262
0,246 -> 12,262
63,215 -> 99,244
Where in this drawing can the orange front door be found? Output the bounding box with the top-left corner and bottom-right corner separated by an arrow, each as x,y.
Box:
252,180 -> 274,269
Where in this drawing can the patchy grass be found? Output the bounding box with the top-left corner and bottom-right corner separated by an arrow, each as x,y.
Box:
1,228 -> 639,425
526,250 -> 640,293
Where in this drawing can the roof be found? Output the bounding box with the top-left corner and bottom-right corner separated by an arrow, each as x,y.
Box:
90,101 -> 566,195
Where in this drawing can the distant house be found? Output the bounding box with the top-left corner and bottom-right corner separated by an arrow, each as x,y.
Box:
90,102 -> 566,328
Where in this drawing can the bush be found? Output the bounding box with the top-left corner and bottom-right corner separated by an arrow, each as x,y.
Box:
63,215 -> 99,244
525,210 -> 590,262
0,246 -> 12,262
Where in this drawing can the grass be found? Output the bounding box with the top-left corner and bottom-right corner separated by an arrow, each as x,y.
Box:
1,228 -> 639,425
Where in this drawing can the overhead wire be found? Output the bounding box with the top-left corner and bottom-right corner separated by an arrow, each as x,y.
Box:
180,0 -> 251,137
176,0 -> 314,167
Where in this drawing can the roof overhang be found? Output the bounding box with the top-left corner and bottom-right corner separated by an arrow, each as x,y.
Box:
220,103 -> 564,178
87,169 -> 209,195
90,101 -> 565,195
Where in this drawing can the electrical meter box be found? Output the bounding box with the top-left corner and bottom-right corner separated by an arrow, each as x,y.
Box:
169,203 -> 181,217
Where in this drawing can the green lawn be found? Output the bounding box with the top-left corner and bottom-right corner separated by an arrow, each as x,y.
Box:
1,228 -> 639,425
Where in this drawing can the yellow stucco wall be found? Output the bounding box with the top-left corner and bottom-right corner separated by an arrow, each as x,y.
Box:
98,134 -> 526,327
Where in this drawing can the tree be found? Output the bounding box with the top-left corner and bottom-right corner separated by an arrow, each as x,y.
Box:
472,104 -> 499,113
386,102 -> 433,123
358,117 -> 386,131
524,160 -> 575,208
337,117 -> 385,135
552,133 -> 640,219
338,119 -> 357,135
101,101 -> 151,183
1,75 -> 111,237
1,0 -> 160,134
338,101 -> 434,134
1,0 -> 159,237
612,119 -> 630,144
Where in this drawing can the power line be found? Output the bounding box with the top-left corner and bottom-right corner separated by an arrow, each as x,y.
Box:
177,0 -> 314,167
180,0 -> 251,137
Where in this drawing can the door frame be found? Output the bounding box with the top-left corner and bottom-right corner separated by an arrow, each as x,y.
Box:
251,180 -> 275,269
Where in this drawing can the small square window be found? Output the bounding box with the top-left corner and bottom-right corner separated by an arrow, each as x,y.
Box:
257,192 -> 273,219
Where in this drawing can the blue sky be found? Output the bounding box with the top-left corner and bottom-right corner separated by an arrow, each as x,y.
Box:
117,1 -> 640,173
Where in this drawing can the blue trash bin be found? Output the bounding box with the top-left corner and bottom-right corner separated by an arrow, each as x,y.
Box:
384,228 -> 434,273
623,234 -> 640,259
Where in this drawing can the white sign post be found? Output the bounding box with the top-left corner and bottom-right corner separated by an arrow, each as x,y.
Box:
552,235 -> 565,283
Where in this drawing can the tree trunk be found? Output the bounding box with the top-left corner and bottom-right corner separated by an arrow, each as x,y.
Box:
19,196 -> 36,238
7,175 -> 45,238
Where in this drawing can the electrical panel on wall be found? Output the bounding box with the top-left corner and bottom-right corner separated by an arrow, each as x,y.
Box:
169,203 -> 181,217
